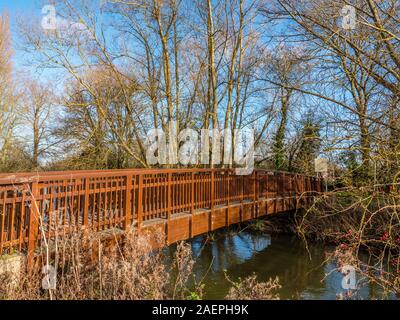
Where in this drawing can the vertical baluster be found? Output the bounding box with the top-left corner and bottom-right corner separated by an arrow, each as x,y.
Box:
265,172 -> 269,215
226,170 -> 230,225
211,170 -> 214,210
194,172 -> 198,210
149,175 -> 152,219
186,173 -> 189,212
9,192 -> 16,252
105,177 -> 109,228
83,177 -> 89,228
97,179 -> 101,231
156,175 -> 160,218
143,176 -> 147,219
0,190 -> 6,255
167,172 -> 172,222
115,178 -> 118,225
62,179 -> 67,227
191,172 -> 195,214
253,171 -> 257,218
76,180 -> 81,228
125,174 -> 132,230
19,189 -> 26,251
137,174 -> 143,228
241,175 -> 244,204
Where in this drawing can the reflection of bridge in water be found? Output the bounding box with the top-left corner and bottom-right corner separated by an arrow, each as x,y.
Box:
181,230 -> 391,300
176,231 -> 329,299
0,168 -> 323,266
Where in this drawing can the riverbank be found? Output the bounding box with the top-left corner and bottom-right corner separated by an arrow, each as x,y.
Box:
245,188 -> 400,298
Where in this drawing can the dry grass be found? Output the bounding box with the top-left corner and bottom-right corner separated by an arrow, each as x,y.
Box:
225,273 -> 281,300
0,228 -> 279,300
0,229 -> 202,300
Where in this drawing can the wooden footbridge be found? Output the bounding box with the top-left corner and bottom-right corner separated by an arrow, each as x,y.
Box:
0,168 -> 322,264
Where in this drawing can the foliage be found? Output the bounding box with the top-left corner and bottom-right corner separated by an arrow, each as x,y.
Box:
297,186 -> 400,295
225,273 -> 281,300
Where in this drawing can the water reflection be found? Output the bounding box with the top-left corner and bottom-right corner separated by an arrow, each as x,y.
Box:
177,229 -> 397,300
191,232 -> 272,273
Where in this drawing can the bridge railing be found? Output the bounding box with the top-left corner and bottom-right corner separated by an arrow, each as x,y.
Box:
0,168 -> 323,258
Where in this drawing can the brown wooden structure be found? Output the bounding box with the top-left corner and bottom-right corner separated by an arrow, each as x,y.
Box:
0,168 -> 322,262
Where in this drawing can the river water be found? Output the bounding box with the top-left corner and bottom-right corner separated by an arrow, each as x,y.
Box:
167,228 -> 397,300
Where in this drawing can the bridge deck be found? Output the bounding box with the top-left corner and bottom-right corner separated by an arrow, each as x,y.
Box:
0,168 -> 322,262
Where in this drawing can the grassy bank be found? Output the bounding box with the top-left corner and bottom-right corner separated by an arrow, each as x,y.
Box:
0,229 -> 280,300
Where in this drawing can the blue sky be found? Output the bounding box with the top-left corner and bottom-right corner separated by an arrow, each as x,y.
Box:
0,0 -> 36,14
1,0 -> 40,65
1,0 -> 57,80
0,0 -> 40,36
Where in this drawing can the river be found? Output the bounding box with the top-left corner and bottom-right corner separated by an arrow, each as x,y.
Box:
167,228 -> 397,300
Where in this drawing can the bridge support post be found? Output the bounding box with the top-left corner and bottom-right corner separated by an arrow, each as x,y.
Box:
190,172 -> 194,238
124,174 -> 132,230
283,172 -> 286,211
253,171 -> 258,219
226,170 -> 230,226
240,175 -> 244,222
273,173 -> 276,212
137,174 -> 143,230
27,181 -> 40,270
209,170 -> 214,230
294,174 -> 298,211
166,172 -> 172,244
83,177 -> 89,228
265,172 -> 269,215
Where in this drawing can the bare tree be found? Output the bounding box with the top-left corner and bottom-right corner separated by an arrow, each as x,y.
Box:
0,14 -> 25,171
259,45 -> 311,170
18,80 -> 56,169
260,0 -> 400,180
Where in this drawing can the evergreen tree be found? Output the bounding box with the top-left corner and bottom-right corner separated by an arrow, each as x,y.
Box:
292,117 -> 321,174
